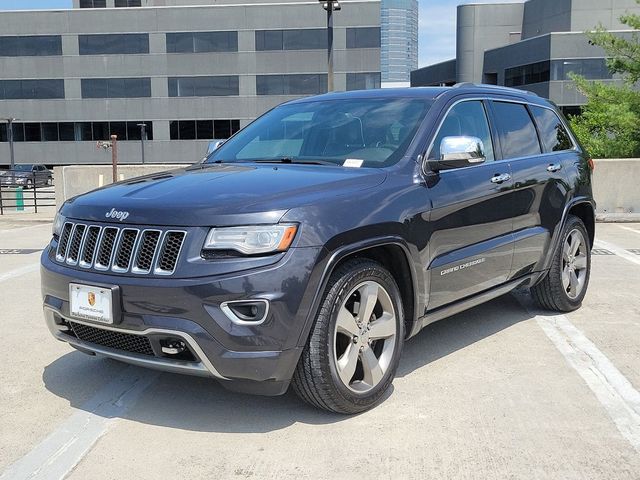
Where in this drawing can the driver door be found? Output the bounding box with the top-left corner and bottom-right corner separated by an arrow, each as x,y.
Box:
425,99 -> 515,310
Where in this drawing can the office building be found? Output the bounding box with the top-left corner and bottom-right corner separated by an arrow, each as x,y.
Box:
0,0 -> 381,165
411,0 -> 640,114
381,0 -> 418,86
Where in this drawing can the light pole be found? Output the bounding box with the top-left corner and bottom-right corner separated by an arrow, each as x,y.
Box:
4,118 -> 17,170
319,0 -> 341,92
137,123 -> 147,164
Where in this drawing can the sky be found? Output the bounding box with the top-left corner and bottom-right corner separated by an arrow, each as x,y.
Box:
0,0 -> 524,68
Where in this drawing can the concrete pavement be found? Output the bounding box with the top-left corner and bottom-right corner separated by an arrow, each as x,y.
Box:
1,219 -> 639,479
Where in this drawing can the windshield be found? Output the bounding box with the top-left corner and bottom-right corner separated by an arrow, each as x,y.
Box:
13,165 -> 34,172
206,97 -> 432,168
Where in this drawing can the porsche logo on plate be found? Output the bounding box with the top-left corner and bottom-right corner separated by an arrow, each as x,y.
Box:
88,292 -> 96,307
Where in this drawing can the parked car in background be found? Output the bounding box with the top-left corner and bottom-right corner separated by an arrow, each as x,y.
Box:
0,164 -> 52,188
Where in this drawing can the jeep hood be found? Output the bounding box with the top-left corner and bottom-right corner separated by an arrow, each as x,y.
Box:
61,163 -> 387,226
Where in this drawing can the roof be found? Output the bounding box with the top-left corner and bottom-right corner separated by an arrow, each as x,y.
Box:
287,83 -> 541,104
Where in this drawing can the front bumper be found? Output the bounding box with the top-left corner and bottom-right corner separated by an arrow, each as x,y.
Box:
41,244 -> 324,396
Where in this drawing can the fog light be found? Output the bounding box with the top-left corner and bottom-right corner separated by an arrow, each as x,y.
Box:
161,339 -> 186,355
220,300 -> 269,325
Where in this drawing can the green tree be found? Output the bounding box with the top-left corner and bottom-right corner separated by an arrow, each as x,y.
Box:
568,1 -> 640,158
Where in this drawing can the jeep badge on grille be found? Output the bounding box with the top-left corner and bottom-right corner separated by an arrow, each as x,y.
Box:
105,208 -> 130,222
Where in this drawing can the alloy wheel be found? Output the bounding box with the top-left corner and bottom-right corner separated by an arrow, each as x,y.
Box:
333,280 -> 397,393
562,228 -> 588,299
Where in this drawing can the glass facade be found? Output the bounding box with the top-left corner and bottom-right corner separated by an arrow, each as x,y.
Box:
505,61 -> 550,87
346,72 -> 381,90
0,36 -> 62,57
166,32 -> 238,53
551,59 -> 613,80
0,121 -> 152,142
169,120 -> 241,140
81,78 -> 152,98
115,0 -> 142,6
346,27 -> 381,49
380,0 -> 418,83
0,80 -> 64,100
255,29 -> 326,51
168,76 -> 239,97
79,34 -> 149,55
79,0 -> 106,7
256,74 -> 327,95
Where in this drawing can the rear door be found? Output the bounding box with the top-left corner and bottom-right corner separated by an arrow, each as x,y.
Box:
425,99 -> 514,311
491,101 -> 571,278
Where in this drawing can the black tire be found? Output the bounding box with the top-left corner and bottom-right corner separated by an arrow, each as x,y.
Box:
531,215 -> 591,312
292,258 -> 405,414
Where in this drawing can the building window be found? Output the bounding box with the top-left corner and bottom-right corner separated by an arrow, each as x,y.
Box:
0,79 -> 64,100
551,59 -> 613,81
255,29 -> 326,51
346,27 -> 381,48
81,78 -> 151,98
504,61 -> 550,87
79,0 -> 106,7
166,32 -> 238,53
0,121 -> 152,142
169,119 -> 240,140
256,74 -> 327,95
346,72 -> 381,90
168,76 -> 239,97
114,0 -> 142,6
79,34 -> 149,55
0,36 -> 62,57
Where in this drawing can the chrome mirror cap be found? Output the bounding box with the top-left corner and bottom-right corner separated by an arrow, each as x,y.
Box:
440,136 -> 486,164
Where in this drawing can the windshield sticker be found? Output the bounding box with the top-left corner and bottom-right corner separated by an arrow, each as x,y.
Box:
343,159 -> 364,168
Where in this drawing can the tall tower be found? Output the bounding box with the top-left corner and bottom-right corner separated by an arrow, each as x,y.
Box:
381,0 -> 418,87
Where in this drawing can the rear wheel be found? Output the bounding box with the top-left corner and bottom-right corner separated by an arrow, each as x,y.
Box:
292,258 -> 404,414
531,215 -> 591,311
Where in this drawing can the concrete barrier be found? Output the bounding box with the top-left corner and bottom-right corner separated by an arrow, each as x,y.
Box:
592,159 -> 640,222
54,159 -> 640,222
54,164 -> 184,208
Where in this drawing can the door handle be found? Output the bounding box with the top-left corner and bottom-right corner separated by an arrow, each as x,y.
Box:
490,173 -> 511,184
547,163 -> 562,173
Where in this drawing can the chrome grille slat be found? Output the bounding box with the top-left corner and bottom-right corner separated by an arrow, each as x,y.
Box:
53,222 -> 185,275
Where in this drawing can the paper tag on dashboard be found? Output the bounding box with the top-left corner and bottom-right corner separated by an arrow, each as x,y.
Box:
343,159 -> 364,168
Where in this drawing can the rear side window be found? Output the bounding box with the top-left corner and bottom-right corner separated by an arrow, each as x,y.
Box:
530,106 -> 574,152
429,100 -> 495,161
492,102 -> 541,159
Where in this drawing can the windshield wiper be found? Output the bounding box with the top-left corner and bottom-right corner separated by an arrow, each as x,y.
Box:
250,157 -> 336,166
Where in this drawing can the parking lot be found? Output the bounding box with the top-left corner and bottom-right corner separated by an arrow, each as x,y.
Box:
1,215 -> 639,479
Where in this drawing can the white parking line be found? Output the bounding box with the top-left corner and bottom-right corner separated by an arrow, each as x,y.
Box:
594,239 -> 640,267
0,263 -> 40,283
0,222 -> 52,233
517,296 -> 640,451
616,224 -> 640,236
0,366 -> 159,480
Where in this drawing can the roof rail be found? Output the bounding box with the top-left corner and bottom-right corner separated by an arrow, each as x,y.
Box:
451,82 -> 539,97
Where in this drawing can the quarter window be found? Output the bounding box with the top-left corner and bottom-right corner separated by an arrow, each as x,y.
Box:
492,102 -> 541,159
530,106 -> 574,152
429,101 -> 495,161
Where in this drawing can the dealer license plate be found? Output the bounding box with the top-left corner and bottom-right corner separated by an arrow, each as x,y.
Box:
69,283 -> 114,324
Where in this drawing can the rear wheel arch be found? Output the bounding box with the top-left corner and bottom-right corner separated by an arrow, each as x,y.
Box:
567,201 -> 595,248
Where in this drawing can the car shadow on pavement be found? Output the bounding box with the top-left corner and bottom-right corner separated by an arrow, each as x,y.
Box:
42,292 -> 534,433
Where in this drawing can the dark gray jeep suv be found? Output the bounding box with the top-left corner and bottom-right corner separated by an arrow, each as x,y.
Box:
41,85 -> 595,413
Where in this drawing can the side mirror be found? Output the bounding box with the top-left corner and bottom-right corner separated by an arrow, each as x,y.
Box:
428,136 -> 486,171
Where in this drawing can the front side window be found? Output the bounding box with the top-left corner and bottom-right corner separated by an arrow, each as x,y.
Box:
206,98 -> 432,168
429,100 -> 495,161
530,106 -> 574,152
492,102 -> 541,159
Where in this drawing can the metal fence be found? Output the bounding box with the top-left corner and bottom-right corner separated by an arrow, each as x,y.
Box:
0,169 -> 56,215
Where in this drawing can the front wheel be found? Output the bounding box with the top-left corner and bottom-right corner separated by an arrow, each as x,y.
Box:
531,215 -> 591,312
292,258 -> 404,414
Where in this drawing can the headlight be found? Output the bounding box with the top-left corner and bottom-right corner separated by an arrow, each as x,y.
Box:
53,212 -> 66,237
204,224 -> 298,255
